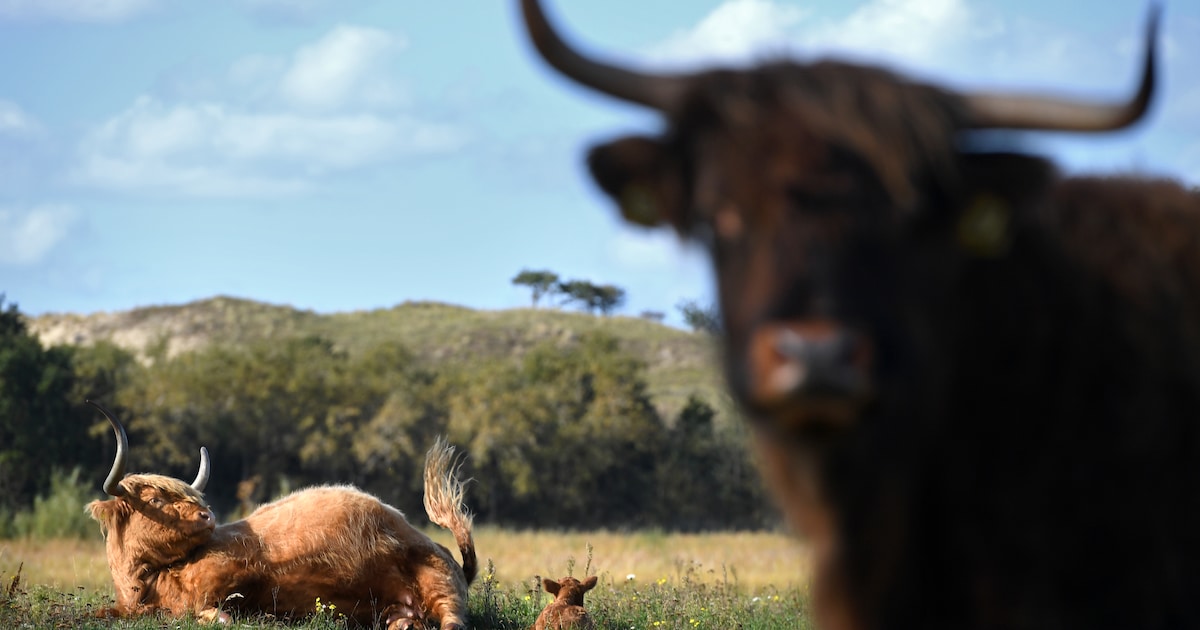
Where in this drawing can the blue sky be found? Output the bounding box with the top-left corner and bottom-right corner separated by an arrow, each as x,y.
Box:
1,0 -> 1197,327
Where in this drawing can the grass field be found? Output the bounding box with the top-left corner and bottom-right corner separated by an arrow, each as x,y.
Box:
0,529 -> 813,628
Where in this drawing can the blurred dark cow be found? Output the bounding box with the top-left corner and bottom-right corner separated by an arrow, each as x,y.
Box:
85,401 -> 477,629
517,1 -> 1200,629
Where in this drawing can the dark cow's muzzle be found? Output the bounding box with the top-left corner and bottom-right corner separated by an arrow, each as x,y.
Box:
744,321 -> 873,424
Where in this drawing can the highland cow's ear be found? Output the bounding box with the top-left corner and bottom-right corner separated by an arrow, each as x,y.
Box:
543,578 -> 561,595
582,576 -> 598,591
587,136 -> 683,229
86,498 -> 128,535
86,499 -> 113,522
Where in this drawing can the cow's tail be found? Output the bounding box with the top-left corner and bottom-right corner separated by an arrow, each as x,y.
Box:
423,437 -> 477,585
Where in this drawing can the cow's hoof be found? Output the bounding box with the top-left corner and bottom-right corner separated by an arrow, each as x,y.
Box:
197,608 -> 233,624
386,590 -> 429,628
386,615 -> 419,630
385,598 -> 423,630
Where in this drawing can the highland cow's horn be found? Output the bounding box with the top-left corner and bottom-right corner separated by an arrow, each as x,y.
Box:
963,5 -> 1158,131
191,447 -> 210,493
519,0 -> 687,110
87,400 -> 129,497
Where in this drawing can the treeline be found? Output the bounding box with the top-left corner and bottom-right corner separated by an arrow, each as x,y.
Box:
0,297 -> 777,531
512,269 -> 626,315
512,268 -> 722,335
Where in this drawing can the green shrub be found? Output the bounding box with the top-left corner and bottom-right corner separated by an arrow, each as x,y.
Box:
8,469 -> 96,540
0,506 -> 12,538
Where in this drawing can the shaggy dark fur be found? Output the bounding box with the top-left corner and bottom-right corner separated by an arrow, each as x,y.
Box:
604,74 -> 1200,629
528,6 -> 1200,628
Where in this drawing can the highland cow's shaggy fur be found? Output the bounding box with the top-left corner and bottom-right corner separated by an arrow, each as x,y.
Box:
518,1 -> 1200,629
88,438 -> 477,629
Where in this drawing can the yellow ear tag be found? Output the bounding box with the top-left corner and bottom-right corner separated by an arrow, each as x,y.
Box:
957,194 -> 1011,257
619,184 -> 661,227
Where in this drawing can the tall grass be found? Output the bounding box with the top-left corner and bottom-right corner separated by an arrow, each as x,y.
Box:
0,560 -> 811,629
443,527 -> 811,594
2,525 -> 810,593
470,555 -> 813,630
1,531 -> 812,628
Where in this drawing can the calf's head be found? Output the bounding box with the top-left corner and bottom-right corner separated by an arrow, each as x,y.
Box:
544,575 -> 598,607
85,400 -> 216,567
518,0 -> 1157,434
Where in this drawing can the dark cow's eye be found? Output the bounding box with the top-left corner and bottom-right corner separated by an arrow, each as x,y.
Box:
786,143 -> 884,217
787,168 -> 856,216
787,185 -> 846,215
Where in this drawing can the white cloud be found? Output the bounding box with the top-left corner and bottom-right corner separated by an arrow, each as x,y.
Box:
610,228 -> 680,269
0,205 -> 78,266
73,25 -> 470,198
73,154 -> 309,197
0,0 -> 158,22
807,0 -> 974,66
74,96 -> 468,196
647,0 -> 976,71
641,0 -> 1174,98
0,99 -> 36,134
279,25 -> 408,112
605,227 -> 713,327
608,227 -> 706,272
648,0 -> 810,66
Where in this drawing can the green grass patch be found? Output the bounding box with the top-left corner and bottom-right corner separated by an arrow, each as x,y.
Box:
1,534 -> 812,629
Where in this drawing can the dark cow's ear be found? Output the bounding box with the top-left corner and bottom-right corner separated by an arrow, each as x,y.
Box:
543,577 -> 561,595
582,575 -> 598,591
587,136 -> 682,229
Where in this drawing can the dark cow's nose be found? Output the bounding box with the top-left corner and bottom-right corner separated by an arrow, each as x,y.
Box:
746,321 -> 872,409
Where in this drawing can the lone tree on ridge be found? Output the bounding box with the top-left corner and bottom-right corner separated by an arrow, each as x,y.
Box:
512,269 -> 560,308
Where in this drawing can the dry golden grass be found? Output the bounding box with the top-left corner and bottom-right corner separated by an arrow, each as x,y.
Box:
0,538 -> 112,592
2,528 -> 811,596
455,527 -> 812,593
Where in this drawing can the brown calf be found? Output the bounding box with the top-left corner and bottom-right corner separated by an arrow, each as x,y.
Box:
533,575 -> 598,630
85,400 -> 477,629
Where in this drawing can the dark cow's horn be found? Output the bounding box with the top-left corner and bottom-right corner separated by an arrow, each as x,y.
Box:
191,447 -> 210,493
963,5 -> 1158,131
519,0 -> 687,110
88,400 -> 129,497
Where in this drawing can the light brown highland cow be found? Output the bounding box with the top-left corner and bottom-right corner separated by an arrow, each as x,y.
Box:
84,400 -> 477,629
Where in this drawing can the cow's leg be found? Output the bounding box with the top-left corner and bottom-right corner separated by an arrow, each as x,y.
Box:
425,599 -> 467,630
413,557 -> 470,630
383,590 -> 466,630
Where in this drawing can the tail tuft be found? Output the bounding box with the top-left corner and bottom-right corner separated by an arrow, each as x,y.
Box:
423,437 -> 477,584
